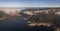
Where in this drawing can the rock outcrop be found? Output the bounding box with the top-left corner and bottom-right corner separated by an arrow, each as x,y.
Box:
0,11 -> 6,20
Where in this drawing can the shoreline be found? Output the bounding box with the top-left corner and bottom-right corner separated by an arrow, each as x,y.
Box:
0,16 -> 6,20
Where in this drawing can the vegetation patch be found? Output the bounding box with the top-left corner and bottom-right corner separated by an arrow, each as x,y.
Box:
0,14 -> 4,18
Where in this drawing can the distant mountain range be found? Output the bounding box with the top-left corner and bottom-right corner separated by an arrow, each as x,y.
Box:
0,7 -> 60,9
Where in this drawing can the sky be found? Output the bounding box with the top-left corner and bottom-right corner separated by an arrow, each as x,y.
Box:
0,0 -> 60,7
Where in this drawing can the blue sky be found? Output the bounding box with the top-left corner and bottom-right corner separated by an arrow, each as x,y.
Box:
0,0 -> 60,7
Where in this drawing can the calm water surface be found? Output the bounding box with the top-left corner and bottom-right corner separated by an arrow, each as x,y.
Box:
0,14 -> 30,31
0,14 -> 54,31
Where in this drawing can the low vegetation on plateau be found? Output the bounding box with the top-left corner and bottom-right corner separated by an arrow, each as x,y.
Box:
28,12 -> 60,27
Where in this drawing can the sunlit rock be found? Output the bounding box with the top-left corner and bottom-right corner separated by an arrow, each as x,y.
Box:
56,28 -> 60,31
28,23 -> 37,26
37,23 -> 52,27
55,12 -> 60,15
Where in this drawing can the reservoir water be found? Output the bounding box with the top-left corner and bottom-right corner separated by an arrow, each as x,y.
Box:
0,14 -> 55,31
0,14 -> 29,31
